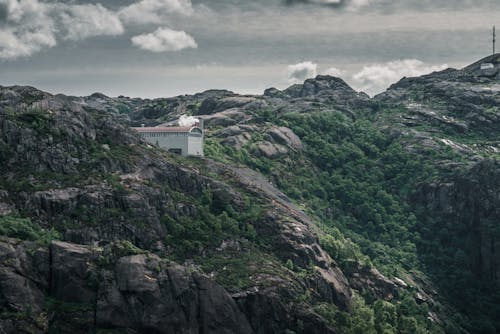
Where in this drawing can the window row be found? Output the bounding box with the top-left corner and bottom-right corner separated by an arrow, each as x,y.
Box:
141,132 -> 189,137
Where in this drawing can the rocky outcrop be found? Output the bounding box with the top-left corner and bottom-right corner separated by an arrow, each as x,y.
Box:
217,125 -> 256,149
199,108 -> 251,127
264,75 -> 370,110
199,96 -> 262,115
0,239 -> 254,334
216,125 -> 303,154
412,159 -> 500,284
375,55 -> 500,146
265,126 -> 303,151
3,53 -> 498,333
343,261 -> 398,300
254,141 -> 289,158
0,238 -> 49,333
98,253 -> 253,334
51,241 -> 99,304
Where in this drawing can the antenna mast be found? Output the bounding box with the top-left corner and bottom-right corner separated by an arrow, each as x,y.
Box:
494,26 -> 496,55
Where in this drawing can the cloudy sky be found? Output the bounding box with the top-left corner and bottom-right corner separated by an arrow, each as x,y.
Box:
0,0 -> 498,98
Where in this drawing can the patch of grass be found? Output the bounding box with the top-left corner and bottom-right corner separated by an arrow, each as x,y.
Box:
45,298 -> 93,313
200,249 -> 290,293
5,108 -> 54,135
98,240 -> 148,268
0,216 -> 60,245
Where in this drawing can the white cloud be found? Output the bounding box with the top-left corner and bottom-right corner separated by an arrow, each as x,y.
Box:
323,66 -> 345,77
0,0 -> 196,59
287,61 -> 317,83
57,3 -> 124,41
348,0 -> 371,10
0,0 -> 125,59
0,0 -> 56,59
307,0 -> 341,4
291,0 -> 371,10
131,27 -> 197,52
119,0 -> 193,25
0,29 -> 55,59
351,59 -> 448,95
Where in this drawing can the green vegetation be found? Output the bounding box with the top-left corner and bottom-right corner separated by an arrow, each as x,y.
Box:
161,187 -> 264,260
0,216 -> 60,245
115,103 -> 132,114
200,249 -> 290,292
97,240 -> 148,268
315,293 -> 444,334
46,298 -> 93,313
204,108 -> 498,333
4,108 -> 55,135
206,111 -> 439,274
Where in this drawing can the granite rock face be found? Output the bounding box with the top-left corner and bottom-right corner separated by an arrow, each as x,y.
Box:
266,126 -> 303,151
0,239 -> 254,334
98,252 -> 253,334
375,54 -> 500,155
412,159 -> 500,284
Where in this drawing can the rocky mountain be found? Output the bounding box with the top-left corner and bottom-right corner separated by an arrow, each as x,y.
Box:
0,55 -> 499,334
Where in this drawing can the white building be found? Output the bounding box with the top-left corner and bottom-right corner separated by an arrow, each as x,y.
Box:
480,63 -> 495,70
132,125 -> 204,157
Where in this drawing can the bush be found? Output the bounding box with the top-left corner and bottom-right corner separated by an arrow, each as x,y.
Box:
0,216 -> 60,244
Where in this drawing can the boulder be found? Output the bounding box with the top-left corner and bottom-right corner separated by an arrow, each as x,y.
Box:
50,241 -> 99,304
254,142 -> 288,158
0,239 -> 49,334
265,126 -> 303,150
97,253 -> 254,334
200,108 -> 249,127
216,125 -> 256,149
199,96 -> 258,115
221,133 -> 252,149
344,261 -> 398,300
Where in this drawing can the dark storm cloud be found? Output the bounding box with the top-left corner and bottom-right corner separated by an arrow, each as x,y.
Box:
0,3 -> 8,23
284,0 -> 338,5
52,0 -> 500,12
188,0 -> 500,18
273,0 -> 500,12
284,0 -> 347,9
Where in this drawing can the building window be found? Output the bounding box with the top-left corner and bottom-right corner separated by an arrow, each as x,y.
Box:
169,148 -> 182,155
190,128 -> 203,135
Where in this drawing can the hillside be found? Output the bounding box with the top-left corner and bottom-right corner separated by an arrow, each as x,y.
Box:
0,55 -> 499,334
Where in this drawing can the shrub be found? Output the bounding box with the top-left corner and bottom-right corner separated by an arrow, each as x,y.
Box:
0,216 -> 60,244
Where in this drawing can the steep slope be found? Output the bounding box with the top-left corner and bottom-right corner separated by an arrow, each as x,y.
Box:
372,55 -> 500,332
0,85 -> 358,334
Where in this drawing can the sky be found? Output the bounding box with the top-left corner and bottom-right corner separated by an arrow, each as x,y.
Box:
0,0 -> 498,98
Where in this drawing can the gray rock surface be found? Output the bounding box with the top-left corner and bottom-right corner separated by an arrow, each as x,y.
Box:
0,239 -> 254,334
98,253 -> 253,334
254,141 -> 289,158
266,126 -> 303,150
200,108 -> 250,127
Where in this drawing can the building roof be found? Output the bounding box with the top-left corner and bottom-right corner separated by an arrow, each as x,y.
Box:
132,126 -> 196,133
